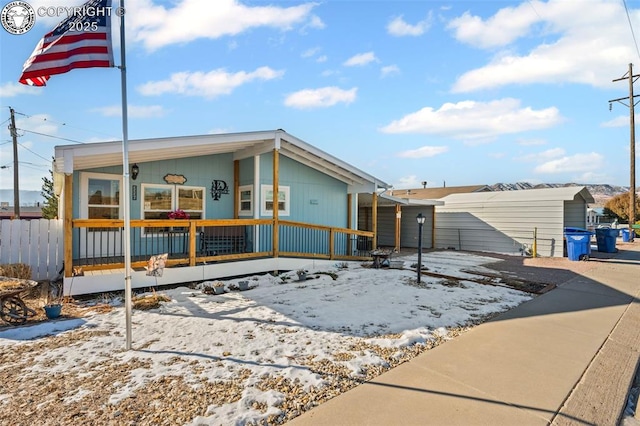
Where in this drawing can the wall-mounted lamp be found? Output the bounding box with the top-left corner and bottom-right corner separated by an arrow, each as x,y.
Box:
131,163 -> 139,180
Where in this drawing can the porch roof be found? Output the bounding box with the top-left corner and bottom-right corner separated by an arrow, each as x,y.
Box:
53,130 -> 390,191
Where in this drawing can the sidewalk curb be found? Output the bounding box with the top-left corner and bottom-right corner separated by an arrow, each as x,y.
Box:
552,251 -> 640,425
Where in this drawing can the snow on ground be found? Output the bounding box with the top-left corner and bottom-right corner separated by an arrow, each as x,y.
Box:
0,251 -> 533,425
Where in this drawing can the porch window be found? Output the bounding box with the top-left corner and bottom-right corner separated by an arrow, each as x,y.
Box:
142,184 -> 205,229
261,184 -> 290,217
238,185 -> 253,216
80,173 -> 122,220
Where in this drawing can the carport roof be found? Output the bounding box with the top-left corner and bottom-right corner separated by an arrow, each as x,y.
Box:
359,192 -> 444,207
386,185 -> 491,199
440,186 -> 595,204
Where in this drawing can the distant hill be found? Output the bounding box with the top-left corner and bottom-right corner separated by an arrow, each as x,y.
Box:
488,182 -> 633,206
0,189 -> 45,207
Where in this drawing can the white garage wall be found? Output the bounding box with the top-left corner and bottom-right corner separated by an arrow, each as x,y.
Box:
434,187 -> 592,257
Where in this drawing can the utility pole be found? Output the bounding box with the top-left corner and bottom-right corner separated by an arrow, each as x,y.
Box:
610,63 -> 638,241
8,107 -> 20,219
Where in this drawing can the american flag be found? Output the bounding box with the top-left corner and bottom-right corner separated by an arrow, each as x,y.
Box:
19,0 -> 114,86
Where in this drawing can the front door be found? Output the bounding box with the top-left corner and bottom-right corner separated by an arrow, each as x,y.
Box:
80,173 -> 123,258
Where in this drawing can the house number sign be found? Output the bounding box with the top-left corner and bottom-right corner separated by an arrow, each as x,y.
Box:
210,180 -> 229,200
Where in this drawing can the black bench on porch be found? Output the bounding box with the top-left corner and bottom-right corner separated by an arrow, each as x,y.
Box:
199,225 -> 247,256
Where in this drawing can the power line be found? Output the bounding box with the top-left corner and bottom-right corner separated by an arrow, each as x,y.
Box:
13,109 -> 119,140
526,0 -> 542,20
16,128 -> 87,144
17,141 -> 52,163
622,0 -> 640,61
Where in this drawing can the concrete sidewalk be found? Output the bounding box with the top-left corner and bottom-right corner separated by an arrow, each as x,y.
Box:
290,243 -> 640,426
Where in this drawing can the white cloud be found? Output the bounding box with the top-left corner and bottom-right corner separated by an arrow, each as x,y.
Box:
387,14 -> 431,37
138,67 -> 284,99
301,47 -> 327,62
515,147 -> 565,162
381,65 -> 400,78
208,127 -> 234,134
397,145 -> 448,158
393,175 -> 421,189
534,152 -> 604,173
93,105 -> 167,118
15,114 -> 58,136
488,152 -> 506,159
447,3 -> 539,49
575,171 -> 610,183
301,47 -> 321,58
321,69 -> 338,77
449,1 -> 638,92
517,138 -> 547,146
0,82 -> 41,98
129,0 -> 319,51
284,86 -> 357,109
305,15 -> 326,30
380,98 -> 563,140
601,115 -> 628,128
343,52 -> 378,67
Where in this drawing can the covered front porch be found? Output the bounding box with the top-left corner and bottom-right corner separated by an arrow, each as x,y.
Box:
54,130 -> 392,295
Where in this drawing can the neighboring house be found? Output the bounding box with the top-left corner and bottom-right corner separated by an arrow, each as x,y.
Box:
587,207 -> 604,230
433,186 -> 595,257
0,204 -> 44,220
53,130 -> 390,295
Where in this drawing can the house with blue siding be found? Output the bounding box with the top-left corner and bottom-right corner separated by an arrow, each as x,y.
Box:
53,130 -> 390,295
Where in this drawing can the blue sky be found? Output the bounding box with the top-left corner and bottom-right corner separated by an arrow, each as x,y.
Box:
1,0 -> 639,193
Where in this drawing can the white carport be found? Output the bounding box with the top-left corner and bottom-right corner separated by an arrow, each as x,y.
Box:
434,186 -> 595,257
358,193 -> 444,250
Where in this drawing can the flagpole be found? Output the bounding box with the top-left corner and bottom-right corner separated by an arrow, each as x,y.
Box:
118,0 -> 133,350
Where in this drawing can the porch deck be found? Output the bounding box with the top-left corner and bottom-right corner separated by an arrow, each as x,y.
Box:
65,218 -> 375,295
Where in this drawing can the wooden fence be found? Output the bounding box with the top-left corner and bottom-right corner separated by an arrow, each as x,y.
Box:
0,219 -> 63,281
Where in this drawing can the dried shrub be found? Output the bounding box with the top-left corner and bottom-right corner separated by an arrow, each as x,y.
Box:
132,292 -> 171,310
0,263 -> 32,279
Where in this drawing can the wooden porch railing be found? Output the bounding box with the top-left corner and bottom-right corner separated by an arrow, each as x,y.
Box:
67,218 -> 374,277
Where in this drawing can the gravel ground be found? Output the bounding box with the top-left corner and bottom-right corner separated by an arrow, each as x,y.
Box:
0,249 -> 611,425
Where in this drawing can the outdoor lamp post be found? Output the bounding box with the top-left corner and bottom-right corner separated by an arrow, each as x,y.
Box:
416,213 -> 426,282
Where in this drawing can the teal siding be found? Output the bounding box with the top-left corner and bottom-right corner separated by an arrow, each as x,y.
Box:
76,154 -> 236,220
239,157 -> 254,187
259,153 -> 348,227
73,153 -> 348,260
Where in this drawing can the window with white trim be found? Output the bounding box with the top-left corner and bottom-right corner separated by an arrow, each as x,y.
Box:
142,184 -> 205,222
80,172 -> 122,220
260,184 -> 290,216
238,185 -> 253,216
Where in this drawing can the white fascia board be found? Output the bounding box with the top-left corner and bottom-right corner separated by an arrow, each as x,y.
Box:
280,133 -> 390,189
348,182 -> 377,194
380,193 -> 444,206
233,140 -> 275,161
55,130 -> 281,162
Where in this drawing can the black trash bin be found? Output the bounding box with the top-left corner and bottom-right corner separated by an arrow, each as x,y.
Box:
595,228 -> 618,253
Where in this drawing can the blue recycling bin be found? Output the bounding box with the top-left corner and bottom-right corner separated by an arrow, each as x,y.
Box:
564,232 -> 592,261
595,228 -> 618,253
621,229 -> 630,242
